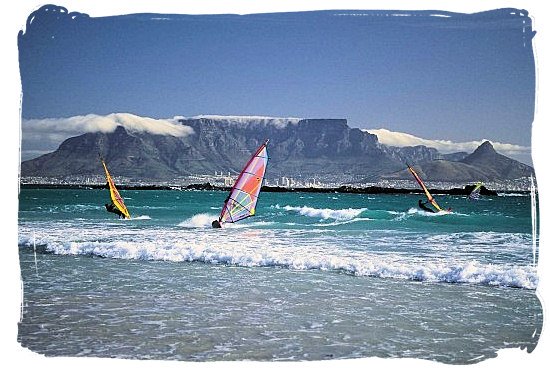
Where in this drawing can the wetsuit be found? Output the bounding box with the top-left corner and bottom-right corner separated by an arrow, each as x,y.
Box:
418,199 -> 435,213
105,203 -> 124,218
212,197 -> 230,228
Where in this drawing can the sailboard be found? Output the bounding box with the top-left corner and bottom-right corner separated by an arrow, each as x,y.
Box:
101,159 -> 131,219
407,164 -> 444,212
214,139 -> 269,227
468,181 -> 483,200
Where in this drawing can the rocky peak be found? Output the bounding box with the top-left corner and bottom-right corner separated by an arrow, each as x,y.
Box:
472,140 -> 496,155
20,117 -> 533,182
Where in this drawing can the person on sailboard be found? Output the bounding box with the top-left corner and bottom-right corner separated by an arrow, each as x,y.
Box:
212,139 -> 269,228
418,199 -> 435,213
105,202 -> 124,218
211,195 -> 230,228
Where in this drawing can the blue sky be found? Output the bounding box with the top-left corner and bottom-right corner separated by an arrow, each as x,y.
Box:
18,5 -> 536,163
4,2 -> 550,366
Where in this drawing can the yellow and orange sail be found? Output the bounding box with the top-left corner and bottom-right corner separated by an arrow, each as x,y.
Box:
407,164 -> 443,212
101,159 -> 130,219
468,181 -> 483,200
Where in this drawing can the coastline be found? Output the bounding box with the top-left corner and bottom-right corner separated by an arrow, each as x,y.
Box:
19,182 -> 509,196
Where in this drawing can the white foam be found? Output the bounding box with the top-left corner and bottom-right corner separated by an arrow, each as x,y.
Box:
228,221 -> 276,228
130,215 -> 151,220
407,208 -> 466,217
311,218 -> 372,227
18,225 -> 538,289
276,204 -> 366,220
498,193 -> 528,197
177,213 -> 218,228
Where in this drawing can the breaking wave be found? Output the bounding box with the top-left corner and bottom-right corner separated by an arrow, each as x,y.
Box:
178,213 -> 218,228
130,215 -> 151,220
18,226 -> 537,289
274,204 -> 367,220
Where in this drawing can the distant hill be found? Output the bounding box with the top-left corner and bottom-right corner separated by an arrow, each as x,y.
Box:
20,117 -> 533,183
385,141 -> 534,181
21,125 -> 199,179
461,140 -> 533,178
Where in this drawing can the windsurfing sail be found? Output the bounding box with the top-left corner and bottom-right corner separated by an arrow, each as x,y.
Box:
218,140 -> 269,225
468,181 -> 483,200
407,164 -> 443,212
101,159 -> 130,219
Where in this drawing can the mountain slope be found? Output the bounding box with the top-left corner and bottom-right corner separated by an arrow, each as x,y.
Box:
21,118 -> 403,180
20,118 -> 533,183
460,141 -> 533,179
385,141 -> 533,181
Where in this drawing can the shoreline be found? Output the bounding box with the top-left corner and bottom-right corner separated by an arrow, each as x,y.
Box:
19,182 -> 518,196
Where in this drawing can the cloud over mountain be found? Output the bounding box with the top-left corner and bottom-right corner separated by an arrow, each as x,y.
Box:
21,113 -> 194,160
21,115 -> 533,183
183,115 -> 302,126
365,128 -> 530,163
19,113 -> 532,167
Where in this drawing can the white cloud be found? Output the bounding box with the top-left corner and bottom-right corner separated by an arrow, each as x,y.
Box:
21,113 -> 194,161
365,128 -> 530,156
177,115 -> 302,128
23,112 -> 194,137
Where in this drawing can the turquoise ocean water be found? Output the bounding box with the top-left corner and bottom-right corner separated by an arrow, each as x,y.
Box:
17,187 -> 542,363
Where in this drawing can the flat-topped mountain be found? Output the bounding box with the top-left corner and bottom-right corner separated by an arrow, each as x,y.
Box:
20,116 -> 533,182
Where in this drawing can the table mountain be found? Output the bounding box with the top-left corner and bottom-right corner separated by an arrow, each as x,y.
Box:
21,117 -> 401,180
20,117 -> 533,182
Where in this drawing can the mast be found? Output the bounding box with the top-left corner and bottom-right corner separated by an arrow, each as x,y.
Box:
218,140 -> 269,224
407,164 -> 443,212
101,159 -> 131,219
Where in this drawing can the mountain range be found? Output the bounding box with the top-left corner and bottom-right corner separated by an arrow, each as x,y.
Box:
20,116 -> 534,183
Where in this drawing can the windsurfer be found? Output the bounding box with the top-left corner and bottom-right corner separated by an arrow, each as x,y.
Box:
418,199 -> 435,213
105,202 -> 124,218
101,159 -> 130,219
214,139 -> 269,228
211,197 -> 229,228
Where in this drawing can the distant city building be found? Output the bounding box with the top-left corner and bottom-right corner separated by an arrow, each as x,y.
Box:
224,175 -> 234,187
19,174 -> 534,192
280,176 -> 294,187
